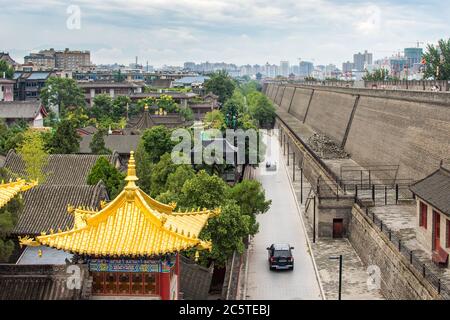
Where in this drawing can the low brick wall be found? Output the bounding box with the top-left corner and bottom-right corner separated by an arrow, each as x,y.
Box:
348,205 -> 438,300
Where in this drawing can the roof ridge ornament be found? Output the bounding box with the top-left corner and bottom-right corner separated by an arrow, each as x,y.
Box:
125,151 -> 139,190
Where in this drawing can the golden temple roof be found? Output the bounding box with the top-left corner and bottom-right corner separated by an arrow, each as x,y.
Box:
0,179 -> 36,210
19,152 -> 219,257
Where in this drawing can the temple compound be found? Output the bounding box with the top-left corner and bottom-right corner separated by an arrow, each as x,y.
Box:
19,152 -> 219,300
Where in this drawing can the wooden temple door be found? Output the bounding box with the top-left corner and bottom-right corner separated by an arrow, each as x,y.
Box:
433,211 -> 441,251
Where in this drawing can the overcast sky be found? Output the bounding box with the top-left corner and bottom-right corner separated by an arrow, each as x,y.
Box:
0,0 -> 448,67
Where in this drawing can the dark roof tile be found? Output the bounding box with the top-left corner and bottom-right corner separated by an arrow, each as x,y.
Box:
3,151 -> 119,185
410,167 -> 450,216
12,182 -> 108,236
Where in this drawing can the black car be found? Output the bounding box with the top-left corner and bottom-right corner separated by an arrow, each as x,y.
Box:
266,243 -> 294,270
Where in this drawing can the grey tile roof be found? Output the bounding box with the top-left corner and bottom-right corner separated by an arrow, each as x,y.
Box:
3,150 -> 119,185
79,134 -> 140,154
0,101 -> 43,119
12,182 -> 108,236
410,167 -> 450,216
0,264 -> 90,300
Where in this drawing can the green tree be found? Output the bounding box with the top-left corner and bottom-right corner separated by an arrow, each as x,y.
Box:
135,141 -> 153,195
112,96 -> 132,121
362,68 -> 390,81
141,126 -> 174,163
422,39 -> 450,80
0,120 -> 28,155
149,153 -> 177,198
157,94 -> 178,113
16,129 -> 49,182
248,94 -> 276,128
204,70 -> 236,104
0,60 -> 14,79
197,200 -> 252,266
227,180 -> 271,235
87,157 -> 125,199
39,77 -> 85,116
48,119 -> 81,154
178,170 -> 229,209
179,107 -> 194,121
156,165 -> 196,205
90,94 -> 113,120
0,194 -> 24,262
204,110 -> 225,130
89,128 -> 111,155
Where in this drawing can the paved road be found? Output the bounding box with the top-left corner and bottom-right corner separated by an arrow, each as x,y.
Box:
245,133 -> 322,300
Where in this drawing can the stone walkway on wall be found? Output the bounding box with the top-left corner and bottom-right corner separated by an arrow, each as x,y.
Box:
282,151 -> 385,300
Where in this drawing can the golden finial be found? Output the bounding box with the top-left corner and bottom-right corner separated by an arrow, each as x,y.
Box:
195,251 -> 200,262
38,249 -> 42,258
125,151 -> 139,189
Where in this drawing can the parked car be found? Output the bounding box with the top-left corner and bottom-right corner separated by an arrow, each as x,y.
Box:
267,243 -> 294,270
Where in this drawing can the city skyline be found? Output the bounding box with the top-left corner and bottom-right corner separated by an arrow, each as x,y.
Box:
0,0 -> 448,67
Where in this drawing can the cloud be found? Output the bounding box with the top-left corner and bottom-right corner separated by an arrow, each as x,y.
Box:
0,0 -> 448,66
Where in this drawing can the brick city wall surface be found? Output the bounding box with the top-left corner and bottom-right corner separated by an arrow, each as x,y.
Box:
348,205 -> 438,300
304,90 -> 357,145
280,86 -> 296,111
266,84 -> 450,181
289,87 -> 313,121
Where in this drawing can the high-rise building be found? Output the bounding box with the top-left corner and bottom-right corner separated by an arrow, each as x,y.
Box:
404,48 -> 423,67
353,50 -> 373,71
342,61 -> 355,73
299,61 -> 314,77
280,61 -> 290,77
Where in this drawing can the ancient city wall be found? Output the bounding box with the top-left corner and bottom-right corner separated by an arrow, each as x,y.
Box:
289,87 -> 313,121
280,86 -> 295,111
348,205 -> 438,300
345,95 -> 450,180
304,90 -> 357,146
267,83 -> 450,180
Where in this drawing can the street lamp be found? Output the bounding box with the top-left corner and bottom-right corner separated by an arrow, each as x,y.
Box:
329,255 -> 343,300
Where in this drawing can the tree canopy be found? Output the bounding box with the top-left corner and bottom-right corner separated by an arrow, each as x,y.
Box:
16,129 -> 49,182
204,70 -> 236,104
39,77 -> 86,117
87,156 -> 125,199
141,126 -> 174,163
89,128 -> 111,155
0,60 -> 14,79
47,119 -> 81,154
423,38 -> 450,80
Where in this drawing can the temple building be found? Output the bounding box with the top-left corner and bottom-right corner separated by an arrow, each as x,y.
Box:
410,164 -> 450,267
19,152 -> 218,299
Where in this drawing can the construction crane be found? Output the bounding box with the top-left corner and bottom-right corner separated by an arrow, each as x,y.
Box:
402,41 -> 424,48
